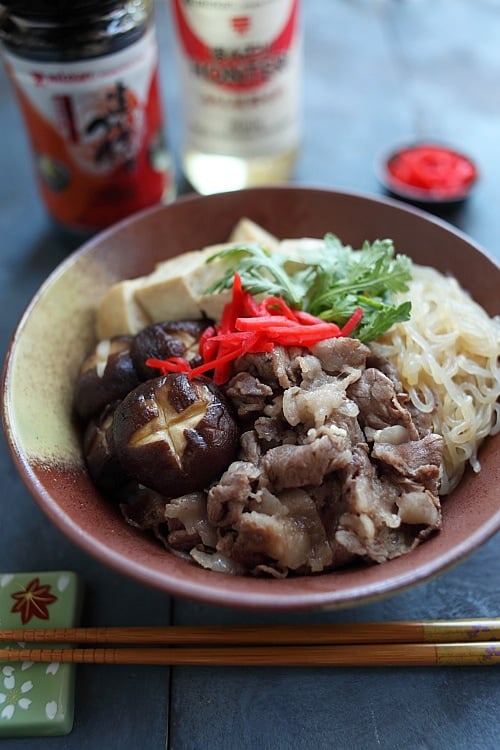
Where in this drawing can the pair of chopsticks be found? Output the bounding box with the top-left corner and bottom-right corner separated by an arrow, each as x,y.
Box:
0,618 -> 498,667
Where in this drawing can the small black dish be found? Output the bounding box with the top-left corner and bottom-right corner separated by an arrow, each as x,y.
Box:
376,142 -> 479,211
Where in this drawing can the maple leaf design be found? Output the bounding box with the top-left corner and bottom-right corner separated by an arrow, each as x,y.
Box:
10,578 -> 58,624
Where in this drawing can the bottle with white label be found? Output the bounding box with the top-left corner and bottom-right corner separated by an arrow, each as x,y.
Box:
170,0 -> 302,194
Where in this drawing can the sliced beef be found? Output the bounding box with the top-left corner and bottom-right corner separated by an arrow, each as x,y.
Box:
334,445 -> 441,564
120,489 -> 167,531
280,489 -> 334,572
406,403 -> 434,438
120,489 -> 171,548
366,345 -> 404,391
314,477 -> 357,570
164,493 -> 217,549
206,461 -> 260,527
372,434 -> 443,494
116,340 -> 444,578
235,347 -> 303,389
190,547 -> 246,575
261,430 -> 352,490
229,512 -> 297,570
225,372 -> 273,420
230,488 -> 333,573
282,381 -> 356,428
347,367 -> 420,439
239,429 -> 263,464
312,337 -> 370,373
165,526 -> 202,551
396,489 -> 441,527
253,414 -> 297,447
206,348 -> 443,575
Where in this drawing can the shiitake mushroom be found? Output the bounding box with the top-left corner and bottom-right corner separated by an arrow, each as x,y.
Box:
74,335 -> 140,421
77,320 -> 235,501
83,402 -> 131,494
130,320 -> 212,380
112,373 -> 239,497
75,321 -> 211,421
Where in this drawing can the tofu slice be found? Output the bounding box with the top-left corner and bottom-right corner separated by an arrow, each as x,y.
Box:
229,217 -> 280,251
95,220 -> 287,340
277,237 -> 327,262
132,244 -> 235,324
183,247 -> 233,320
133,249 -> 207,322
96,278 -> 152,340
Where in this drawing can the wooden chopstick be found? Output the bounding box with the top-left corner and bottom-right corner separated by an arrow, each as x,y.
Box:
0,642 -> 499,667
0,618 -> 498,646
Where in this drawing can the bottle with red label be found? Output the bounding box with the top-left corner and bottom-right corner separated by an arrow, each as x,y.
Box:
0,1 -> 175,234
170,0 -> 302,194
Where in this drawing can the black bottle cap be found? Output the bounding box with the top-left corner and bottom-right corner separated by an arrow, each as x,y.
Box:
1,1 -> 121,20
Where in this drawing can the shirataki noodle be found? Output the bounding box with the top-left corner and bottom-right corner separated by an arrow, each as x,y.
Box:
372,265 -> 500,494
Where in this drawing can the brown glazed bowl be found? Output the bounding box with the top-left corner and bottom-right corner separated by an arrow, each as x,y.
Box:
2,186 -> 500,611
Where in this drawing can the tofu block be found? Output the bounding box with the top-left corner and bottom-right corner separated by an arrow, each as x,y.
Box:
183,246 -> 234,319
133,250 -> 206,322
94,220 -> 289,340
133,244 -> 235,324
229,217 -> 280,251
96,278 -> 151,340
277,237 -> 327,261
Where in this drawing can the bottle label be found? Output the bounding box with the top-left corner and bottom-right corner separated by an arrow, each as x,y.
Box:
3,28 -> 173,231
172,0 -> 301,158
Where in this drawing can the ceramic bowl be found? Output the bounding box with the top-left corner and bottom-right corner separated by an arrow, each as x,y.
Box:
2,186 -> 499,611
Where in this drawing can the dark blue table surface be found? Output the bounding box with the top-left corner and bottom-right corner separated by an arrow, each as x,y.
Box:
1,2 -> 499,748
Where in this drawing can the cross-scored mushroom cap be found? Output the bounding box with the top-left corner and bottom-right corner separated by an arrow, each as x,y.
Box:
112,374 -> 239,497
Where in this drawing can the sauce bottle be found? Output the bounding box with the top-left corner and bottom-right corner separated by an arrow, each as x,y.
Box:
0,1 -> 175,234
170,0 -> 302,194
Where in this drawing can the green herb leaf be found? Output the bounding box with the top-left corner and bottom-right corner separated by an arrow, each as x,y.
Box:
206,244 -> 306,308
205,236 -> 413,342
356,300 -> 412,341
